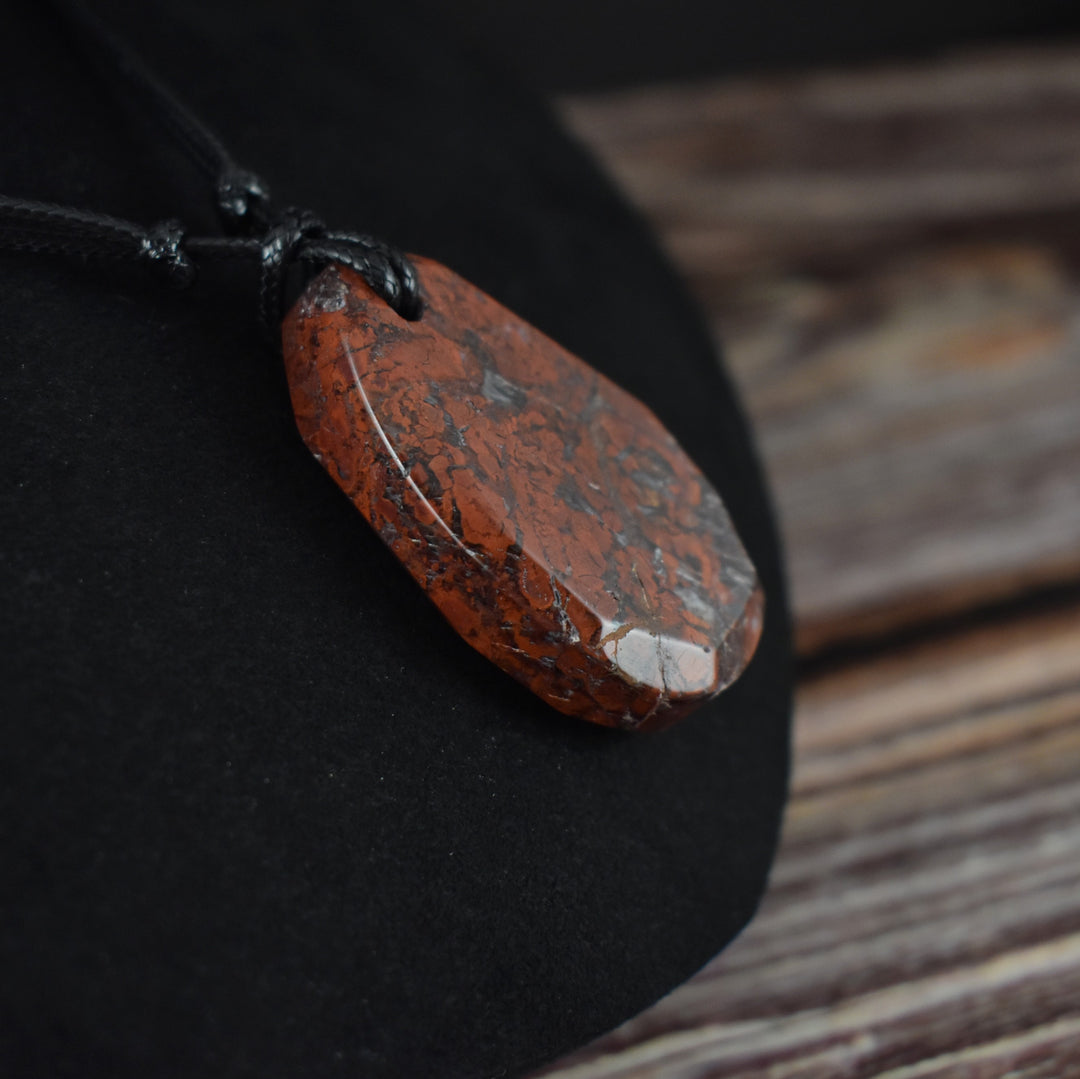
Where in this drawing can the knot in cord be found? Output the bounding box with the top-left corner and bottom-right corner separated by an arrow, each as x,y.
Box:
216,167 -> 272,236
140,219 -> 195,289
0,1 -> 424,348
258,207 -> 423,341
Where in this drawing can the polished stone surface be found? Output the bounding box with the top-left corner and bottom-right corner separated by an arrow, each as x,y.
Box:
282,260 -> 763,729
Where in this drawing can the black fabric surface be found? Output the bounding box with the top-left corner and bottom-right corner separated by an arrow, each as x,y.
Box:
439,0 -> 1080,92
0,2 -> 793,1077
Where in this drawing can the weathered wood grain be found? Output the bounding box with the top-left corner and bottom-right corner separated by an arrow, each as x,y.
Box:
560,51 -> 1080,654
538,48 -> 1080,1079
538,601 -> 1080,1078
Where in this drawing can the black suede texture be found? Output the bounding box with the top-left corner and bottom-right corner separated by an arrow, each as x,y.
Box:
0,2 -> 793,1077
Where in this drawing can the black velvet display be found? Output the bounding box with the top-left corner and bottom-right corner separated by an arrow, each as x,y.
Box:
0,2 -> 792,1077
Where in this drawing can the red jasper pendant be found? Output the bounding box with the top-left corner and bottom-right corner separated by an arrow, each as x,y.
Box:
281,259 -> 763,731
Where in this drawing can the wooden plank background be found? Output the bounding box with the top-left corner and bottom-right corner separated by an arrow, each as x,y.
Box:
537,47 -> 1080,1078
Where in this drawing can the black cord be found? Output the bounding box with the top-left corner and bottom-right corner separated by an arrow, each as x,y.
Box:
0,1 -> 423,334
48,0 -> 271,235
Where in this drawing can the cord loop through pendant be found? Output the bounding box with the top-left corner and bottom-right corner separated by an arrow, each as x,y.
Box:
256,208 -> 424,339
258,208 -> 326,339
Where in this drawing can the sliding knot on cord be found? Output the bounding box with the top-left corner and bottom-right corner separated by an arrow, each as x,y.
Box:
216,167 -> 272,235
140,220 -> 195,289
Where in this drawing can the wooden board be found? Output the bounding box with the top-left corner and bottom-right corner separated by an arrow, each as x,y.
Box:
560,50 -> 1080,655
539,600 -> 1080,1077
538,47 -> 1080,1078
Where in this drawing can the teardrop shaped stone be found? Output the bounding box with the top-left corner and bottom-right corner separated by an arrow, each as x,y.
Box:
281,260 -> 763,731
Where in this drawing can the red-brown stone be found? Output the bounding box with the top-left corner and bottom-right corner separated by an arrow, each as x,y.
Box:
281,260 -> 763,731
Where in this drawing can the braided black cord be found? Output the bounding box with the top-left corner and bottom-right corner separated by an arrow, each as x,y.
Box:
0,198 -> 196,286
0,194 -> 424,332
48,0 -> 270,233
255,213 -> 425,334
0,2 -> 423,332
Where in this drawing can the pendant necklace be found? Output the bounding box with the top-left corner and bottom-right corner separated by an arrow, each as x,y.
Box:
1,1 -> 764,732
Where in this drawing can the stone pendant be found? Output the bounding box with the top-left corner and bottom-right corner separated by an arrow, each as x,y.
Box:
281,260 -> 763,731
